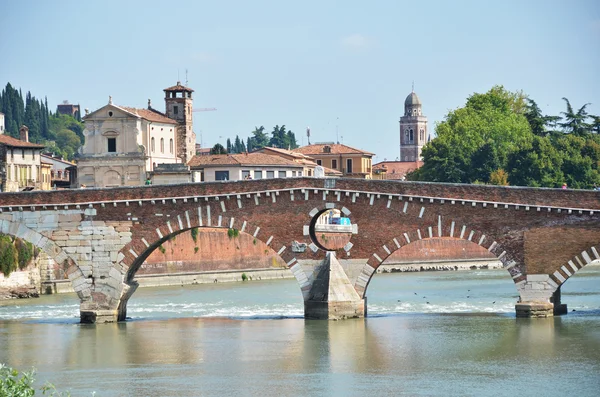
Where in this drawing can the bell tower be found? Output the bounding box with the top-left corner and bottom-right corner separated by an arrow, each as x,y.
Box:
399,89 -> 428,162
164,81 -> 196,164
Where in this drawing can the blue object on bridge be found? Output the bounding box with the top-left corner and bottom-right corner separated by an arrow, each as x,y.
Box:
339,217 -> 351,225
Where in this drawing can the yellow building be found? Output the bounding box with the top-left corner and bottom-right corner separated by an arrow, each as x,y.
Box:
293,143 -> 373,179
40,160 -> 52,190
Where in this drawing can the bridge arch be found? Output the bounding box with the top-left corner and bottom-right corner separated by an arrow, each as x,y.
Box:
0,219 -> 88,299
116,211 -> 304,321
355,219 -> 519,300
550,244 -> 600,287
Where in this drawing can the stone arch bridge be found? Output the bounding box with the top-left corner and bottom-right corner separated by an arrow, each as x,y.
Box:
0,178 -> 598,323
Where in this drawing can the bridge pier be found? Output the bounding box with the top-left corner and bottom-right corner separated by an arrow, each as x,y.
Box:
303,252 -> 366,320
515,274 -> 566,318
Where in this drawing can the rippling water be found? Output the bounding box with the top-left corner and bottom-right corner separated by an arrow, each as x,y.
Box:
1,267 -> 599,396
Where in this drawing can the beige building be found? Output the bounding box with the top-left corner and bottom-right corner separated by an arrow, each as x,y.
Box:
77,82 -> 195,188
188,152 -> 305,182
293,143 -> 374,179
0,125 -> 47,192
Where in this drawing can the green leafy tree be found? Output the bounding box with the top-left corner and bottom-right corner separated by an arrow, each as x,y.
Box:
411,85 -> 532,184
506,136 -> 565,187
525,99 -> 549,137
226,138 -> 232,153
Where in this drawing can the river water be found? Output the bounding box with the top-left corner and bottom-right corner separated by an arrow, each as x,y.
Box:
1,267 -> 599,396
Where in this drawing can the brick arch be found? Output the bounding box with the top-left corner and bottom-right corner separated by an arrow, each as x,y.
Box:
0,219 -> 88,299
116,213 -> 303,320
353,219 -> 520,299
304,203 -> 355,253
549,244 -> 600,287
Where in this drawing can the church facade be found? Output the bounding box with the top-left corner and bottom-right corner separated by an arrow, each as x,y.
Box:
76,82 -> 195,188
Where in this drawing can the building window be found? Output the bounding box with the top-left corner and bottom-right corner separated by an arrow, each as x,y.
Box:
346,158 -> 353,173
151,137 -> 155,152
409,129 -> 414,143
215,171 -> 229,181
22,149 -> 25,159
278,170 -> 286,178
107,138 -> 116,153
420,129 -> 424,141
242,170 -> 251,179
332,159 -> 337,169
254,170 -> 262,179
316,159 -> 322,166
267,170 -> 275,178
160,138 -> 164,153
170,138 -> 173,153
174,105 -> 179,115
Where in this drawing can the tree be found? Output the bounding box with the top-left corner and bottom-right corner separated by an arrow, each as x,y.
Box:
210,143 -> 227,154
589,115 -> 600,134
506,136 -> 564,187
226,138 -> 232,153
489,169 -> 509,186
560,97 -> 591,136
247,126 -> 269,150
469,142 -> 500,183
411,85 -> 532,184
524,99 -> 548,137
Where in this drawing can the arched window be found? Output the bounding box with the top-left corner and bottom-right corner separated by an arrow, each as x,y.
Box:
160,138 -> 164,153
409,129 -> 414,143
170,138 -> 173,153
151,137 -> 155,152
420,129 -> 424,141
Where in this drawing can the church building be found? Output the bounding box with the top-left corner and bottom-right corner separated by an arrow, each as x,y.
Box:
373,88 -> 428,180
399,89 -> 428,162
76,82 -> 196,187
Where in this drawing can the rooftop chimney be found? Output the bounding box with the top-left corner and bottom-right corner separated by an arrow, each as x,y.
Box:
19,125 -> 29,142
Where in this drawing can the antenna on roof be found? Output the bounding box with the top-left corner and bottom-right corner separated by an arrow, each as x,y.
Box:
412,81 -> 415,93
306,127 -> 311,145
185,68 -> 188,86
336,117 -> 339,144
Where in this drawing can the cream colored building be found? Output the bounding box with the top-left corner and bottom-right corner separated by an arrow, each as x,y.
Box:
77,82 -> 196,188
0,125 -> 47,192
293,143 -> 373,179
188,152 -> 305,182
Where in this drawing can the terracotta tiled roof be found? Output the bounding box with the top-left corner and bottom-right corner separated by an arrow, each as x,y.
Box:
0,134 -> 45,148
188,152 -> 303,168
323,166 -> 343,176
41,154 -> 76,166
118,106 -> 178,124
373,161 -> 423,179
258,146 -> 314,160
293,143 -> 374,156
163,82 -> 194,93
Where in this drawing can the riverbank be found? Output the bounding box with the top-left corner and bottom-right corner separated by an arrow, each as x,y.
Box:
39,259 -> 504,295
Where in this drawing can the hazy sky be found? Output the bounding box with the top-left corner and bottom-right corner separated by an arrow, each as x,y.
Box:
1,0 -> 598,162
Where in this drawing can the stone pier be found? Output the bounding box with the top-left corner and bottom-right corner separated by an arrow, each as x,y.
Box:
515,274 -> 566,318
304,252 -> 365,320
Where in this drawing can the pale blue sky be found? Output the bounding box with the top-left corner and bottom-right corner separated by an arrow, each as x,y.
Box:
1,0 -> 598,162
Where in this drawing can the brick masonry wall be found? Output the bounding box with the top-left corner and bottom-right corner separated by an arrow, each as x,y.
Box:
142,228 -> 285,274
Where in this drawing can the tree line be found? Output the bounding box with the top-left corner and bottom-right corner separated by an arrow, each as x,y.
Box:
212,125 -> 299,154
408,86 -> 600,189
0,82 -> 84,160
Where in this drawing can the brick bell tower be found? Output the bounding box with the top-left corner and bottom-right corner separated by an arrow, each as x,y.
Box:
164,81 -> 196,164
399,87 -> 428,162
